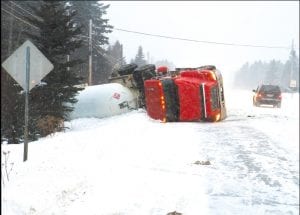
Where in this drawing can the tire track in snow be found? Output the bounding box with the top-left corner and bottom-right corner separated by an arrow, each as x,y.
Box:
193,120 -> 299,214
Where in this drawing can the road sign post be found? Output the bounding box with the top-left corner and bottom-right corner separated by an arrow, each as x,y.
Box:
24,47 -> 30,161
2,40 -> 53,162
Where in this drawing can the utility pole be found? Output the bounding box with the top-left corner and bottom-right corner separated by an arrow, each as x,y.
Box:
67,9 -> 70,71
289,40 -> 295,91
290,39 -> 296,96
291,40 -> 294,81
88,19 -> 92,85
121,44 -> 123,66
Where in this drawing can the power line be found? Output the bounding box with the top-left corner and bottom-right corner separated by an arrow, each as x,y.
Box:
2,2 -> 296,51
113,27 -> 290,50
1,7 -> 39,30
92,43 -> 115,65
2,2 -> 28,20
91,40 -> 124,67
9,1 -> 43,21
2,6 -> 119,67
74,35 -> 119,65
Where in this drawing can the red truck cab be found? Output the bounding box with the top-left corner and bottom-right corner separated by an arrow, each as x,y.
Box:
144,65 -> 226,122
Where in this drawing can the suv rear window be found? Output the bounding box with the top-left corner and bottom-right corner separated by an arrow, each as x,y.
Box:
259,85 -> 281,93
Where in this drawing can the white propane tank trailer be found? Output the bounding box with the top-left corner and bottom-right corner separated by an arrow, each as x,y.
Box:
68,83 -> 138,120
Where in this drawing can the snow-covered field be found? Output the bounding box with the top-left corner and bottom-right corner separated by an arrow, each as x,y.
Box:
1,88 -> 299,215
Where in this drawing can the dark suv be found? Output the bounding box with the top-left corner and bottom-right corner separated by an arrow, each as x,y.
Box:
252,84 -> 282,108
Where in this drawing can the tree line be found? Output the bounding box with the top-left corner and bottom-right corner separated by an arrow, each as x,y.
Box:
130,45 -> 175,69
234,48 -> 299,92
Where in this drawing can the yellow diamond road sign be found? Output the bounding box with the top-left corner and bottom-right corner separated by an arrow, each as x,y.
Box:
2,40 -> 54,91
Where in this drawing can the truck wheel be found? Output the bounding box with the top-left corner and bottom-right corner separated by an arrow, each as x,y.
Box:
117,64 -> 138,76
135,64 -> 156,73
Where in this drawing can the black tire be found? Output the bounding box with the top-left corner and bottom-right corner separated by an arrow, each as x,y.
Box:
132,69 -> 144,89
132,64 -> 157,109
117,63 -> 138,76
134,64 -> 156,73
142,69 -> 156,81
134,64 -> 156,81
132,64 -> 157,89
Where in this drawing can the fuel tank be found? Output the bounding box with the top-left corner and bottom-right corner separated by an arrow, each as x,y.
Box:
68,83 -> 137,120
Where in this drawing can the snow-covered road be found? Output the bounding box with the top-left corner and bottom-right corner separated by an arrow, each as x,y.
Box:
2,89 -> 299,215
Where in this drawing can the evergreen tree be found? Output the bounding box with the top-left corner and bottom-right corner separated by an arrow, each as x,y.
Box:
22,1 -> 84,139
236,60 -> 264,89
107,40 -> 126,76
93,51 -> 113,84
281,47 -> 299,91
1,72 -> 24,144
108,40 -> 126,66
69,1 -> 113,84
264,60 -> 282,85
1,1 -> 41,144
132,46 -> 147,67
234,60 -> 284,90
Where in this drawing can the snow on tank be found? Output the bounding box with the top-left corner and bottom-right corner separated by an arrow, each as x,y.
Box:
68,83 -> 138,120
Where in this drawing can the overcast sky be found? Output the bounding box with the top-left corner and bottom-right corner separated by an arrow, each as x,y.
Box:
104,1 -> 299,79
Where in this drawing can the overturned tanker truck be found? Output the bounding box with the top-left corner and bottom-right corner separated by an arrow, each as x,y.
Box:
109,64 -> 227,122
68,63 -> 155,120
